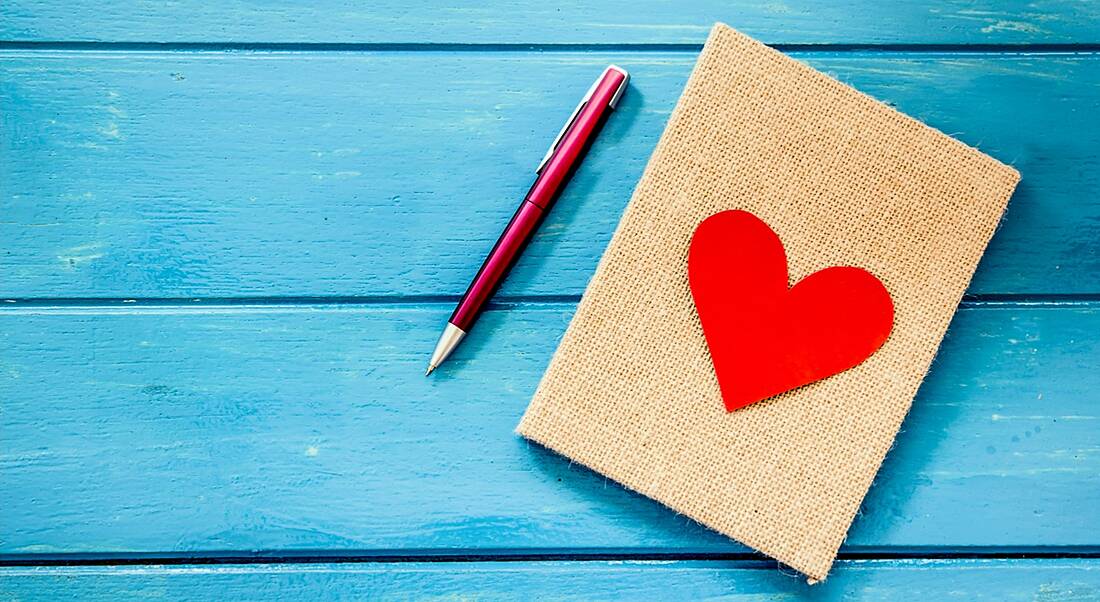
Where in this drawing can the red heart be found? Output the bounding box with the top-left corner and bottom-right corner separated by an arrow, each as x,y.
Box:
688,210 -> 894,412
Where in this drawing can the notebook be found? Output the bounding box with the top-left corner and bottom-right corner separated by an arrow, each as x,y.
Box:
517,23 -> 1020,581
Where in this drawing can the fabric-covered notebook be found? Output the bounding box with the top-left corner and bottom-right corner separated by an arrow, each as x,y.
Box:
517,23 -> 1020,581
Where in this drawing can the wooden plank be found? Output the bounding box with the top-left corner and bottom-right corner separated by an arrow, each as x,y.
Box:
2,52 -> 1097,299
3,560 -> 1100,600
3,1 -> 1100,45
1,303 -> 1096,555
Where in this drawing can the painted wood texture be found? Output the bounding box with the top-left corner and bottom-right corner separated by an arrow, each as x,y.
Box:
3,2 -> 1100,45
2,303 -> 1096,555
3,560 -> 1100,601
3,52 -> 1098,299
4,2 -> 1099,598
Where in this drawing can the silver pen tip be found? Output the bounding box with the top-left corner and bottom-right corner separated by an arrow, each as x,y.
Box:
427,323 -> 467,377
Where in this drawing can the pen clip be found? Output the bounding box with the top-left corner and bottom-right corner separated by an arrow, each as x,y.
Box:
535,75 -> 601,174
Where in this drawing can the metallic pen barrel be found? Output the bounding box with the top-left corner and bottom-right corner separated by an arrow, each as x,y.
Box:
426,65 -> 629,375
426,200 -> 545,375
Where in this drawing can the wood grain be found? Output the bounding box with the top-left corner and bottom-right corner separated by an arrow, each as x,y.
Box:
2,303 -> 1096,555
2,52 -> 1097,299
3,0 -> 1098,597
3,560 -> 1100,600
2,1 -> 1099,45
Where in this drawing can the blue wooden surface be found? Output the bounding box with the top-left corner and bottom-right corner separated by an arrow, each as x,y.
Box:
3,560 -> 1100,601
3,1 -> 1100,45
3,52 -> 1100,297
2,2 -> 1099,599
1,304 -> 1098,555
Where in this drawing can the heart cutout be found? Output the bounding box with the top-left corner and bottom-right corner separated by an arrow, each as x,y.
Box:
688,210 -> 894,412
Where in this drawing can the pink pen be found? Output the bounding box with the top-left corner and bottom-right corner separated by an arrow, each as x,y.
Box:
427,65 -> 629,375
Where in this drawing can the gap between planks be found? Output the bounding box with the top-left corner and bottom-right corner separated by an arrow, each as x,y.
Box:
2,294 -> 1100,313
4,547 -> 1100,568
2,41 -> 1100,55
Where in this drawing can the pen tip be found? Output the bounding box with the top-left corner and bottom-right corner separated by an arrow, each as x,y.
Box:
425,365 -> 435,377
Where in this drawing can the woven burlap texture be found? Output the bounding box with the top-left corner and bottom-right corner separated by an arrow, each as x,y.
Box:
517,23 -> 1020,582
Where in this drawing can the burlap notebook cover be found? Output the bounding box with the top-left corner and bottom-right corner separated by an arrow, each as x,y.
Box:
517,23 -> 1020,581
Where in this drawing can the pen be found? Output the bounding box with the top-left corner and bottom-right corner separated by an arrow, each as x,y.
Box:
427,65 -> 630,375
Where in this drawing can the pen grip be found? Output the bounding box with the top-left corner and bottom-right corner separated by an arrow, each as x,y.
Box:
450,200 -> 545,331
